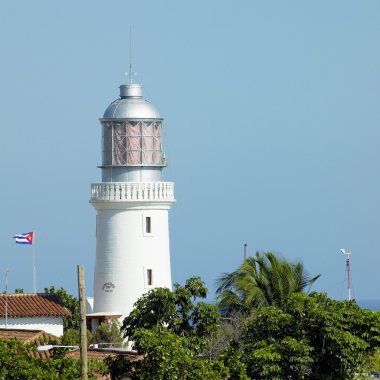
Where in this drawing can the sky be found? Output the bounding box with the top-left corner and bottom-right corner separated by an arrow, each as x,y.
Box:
0,1 -> 379,303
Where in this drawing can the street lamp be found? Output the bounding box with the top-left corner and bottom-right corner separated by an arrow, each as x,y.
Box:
37,345 -> 79,352
37,342 -> 126,352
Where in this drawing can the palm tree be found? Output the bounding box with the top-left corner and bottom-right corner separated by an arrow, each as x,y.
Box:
216,251 -> 320,315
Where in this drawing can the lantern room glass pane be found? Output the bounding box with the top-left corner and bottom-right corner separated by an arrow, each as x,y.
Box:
102,123 -> 112,165
113,123 -> 127,165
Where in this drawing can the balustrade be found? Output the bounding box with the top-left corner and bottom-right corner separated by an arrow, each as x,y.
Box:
91,182 -> 174,202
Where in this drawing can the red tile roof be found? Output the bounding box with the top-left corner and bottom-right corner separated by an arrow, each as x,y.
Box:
66,348 -> 143,361
65,349 -> 142,380
0,329 -> 141,380
0,294 -> 71,318
0,328 -> 60,359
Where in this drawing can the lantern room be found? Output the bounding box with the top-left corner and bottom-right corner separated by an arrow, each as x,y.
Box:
101,120 -> 165,166
99,83 -> 167,182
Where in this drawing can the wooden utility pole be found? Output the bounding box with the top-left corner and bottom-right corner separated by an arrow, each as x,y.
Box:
244,242 -> 247,261
77,265 -> 88,380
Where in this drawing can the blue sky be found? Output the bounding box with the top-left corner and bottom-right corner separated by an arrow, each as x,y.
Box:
0,1 -> 379,302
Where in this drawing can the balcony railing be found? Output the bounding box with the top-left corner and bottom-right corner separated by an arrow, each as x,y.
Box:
91,182 -> 174,202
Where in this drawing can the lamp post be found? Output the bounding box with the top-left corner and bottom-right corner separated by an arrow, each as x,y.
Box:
36,345 -> 79,352
340,249 -> 352,301
37,342 -> 126,352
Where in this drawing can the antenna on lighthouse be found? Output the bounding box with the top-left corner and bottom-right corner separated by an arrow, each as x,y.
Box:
340,249 -> 352,301
129,26 -> 133,83
125,26 -> 137,84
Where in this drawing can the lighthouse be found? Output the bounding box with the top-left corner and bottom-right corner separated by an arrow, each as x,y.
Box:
88,79 -> 174,329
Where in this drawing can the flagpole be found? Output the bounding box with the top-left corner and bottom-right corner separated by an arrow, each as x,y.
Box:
32,230 -> 36,294
5,269 -> 9,329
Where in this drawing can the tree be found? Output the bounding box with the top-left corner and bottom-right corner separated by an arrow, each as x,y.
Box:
44,286 -> 79,331
0,337 -> 108,379
122,277 -> 219,355
61,328 -> 94,347
131,327 -> 228,380
92,319 -> 124,347
106,328 -> 229,380
108,277 -> 223,379
0,338 -> 50,379
290,293 -> 380,378
239,306 -> 313,379
61,328 -> 80,346
204,310 -> 246,361
216,251 -> 320,315
219,293 -> 380,379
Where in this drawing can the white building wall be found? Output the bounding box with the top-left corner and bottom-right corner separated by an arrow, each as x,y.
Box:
86,296 -> 94,313
0,317 -> 64,337
93,203 -> 172,317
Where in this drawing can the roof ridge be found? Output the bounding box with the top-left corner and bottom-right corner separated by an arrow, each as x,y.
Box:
0,293 -> 60,296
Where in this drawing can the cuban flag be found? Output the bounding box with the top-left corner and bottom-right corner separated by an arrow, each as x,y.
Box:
13,232 -> 34,245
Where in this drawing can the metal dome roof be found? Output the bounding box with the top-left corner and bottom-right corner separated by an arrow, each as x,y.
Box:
102,83 -> 161,119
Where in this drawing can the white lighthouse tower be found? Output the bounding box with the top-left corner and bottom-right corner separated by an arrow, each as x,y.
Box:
88,79 -> 174,329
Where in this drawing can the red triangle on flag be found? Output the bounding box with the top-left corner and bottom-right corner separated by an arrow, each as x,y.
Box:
26,232 -> 33,244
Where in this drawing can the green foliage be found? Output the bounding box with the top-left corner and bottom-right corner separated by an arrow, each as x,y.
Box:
1,277 -> 378,380
132,327 -> 228,380
371,348 -> 380,372
244,337 -> 313,379
219,341 -> 250,380
0,338 -> 48,379
289,293 -> 380,378
0,337 -> 107,379
122,277 -> 219,355
123,287 -> 177,332
105,353 -> 140,380
92,319 -> 124,346
61,328 -> 79,346
204,311 -> 246,361
110,277 -> 221,379
133,327 -> 191,379
62,328 -> 95,347
44,286 -> 80,331
14,288 -> 24,293
216,251 -> 320,315
220,293 -> 380,379
87,358 -> 110,378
